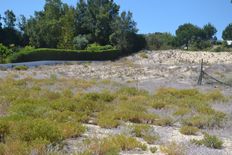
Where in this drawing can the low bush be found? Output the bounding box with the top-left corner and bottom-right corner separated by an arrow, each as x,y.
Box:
150,146 -> 158,153
154,117 -> 173,127
8,48 -> 120,63
160,142 -> 186,155
87,135 -> 147,154
179,126 -> 199,135
14,65 -> 29,71
131,124 -> 159,144
191,133 -> 223,149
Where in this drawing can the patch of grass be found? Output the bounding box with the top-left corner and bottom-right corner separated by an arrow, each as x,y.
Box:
179,126 -> 199,135
154,117 -> 173,126
131,124 -> 159,144
160,142 -> 186,155
139,52 -> 148,59
182,112 -> 226,129
191,133 -> 223,149
14,65 -> 29,71
86,135 -> 147,154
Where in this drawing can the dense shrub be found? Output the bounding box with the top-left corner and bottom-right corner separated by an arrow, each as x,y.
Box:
8,48 -> 120,63
0,43 -> 13,63
145,32 -> 175,50
73,35 -> 89,50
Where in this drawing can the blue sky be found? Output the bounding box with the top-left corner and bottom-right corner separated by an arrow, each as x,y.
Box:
0,0 -> 232,40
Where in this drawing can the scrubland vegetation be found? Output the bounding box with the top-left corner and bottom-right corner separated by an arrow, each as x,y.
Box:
0,76 -> 229,154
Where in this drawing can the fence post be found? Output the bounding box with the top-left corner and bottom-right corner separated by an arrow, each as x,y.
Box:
197,59 -> 204,85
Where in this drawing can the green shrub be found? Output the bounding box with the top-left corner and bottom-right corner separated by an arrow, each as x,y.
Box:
97,111 -> 119,128
86,43 -> 114,52
14,65 -> 29,71
87,135 -> 146,154
18,119 -> 62,143
73,35 -> 89,50
8,48 -> 120,63
150,146 -> 158,153
0,44 -> 13,63
179,126 -> 199,135
131,124 -> 159,144
160,142 -> 186,155
191,133 -> 223,149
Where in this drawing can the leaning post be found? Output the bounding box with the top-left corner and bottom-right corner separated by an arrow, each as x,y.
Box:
197,59 -> 204,85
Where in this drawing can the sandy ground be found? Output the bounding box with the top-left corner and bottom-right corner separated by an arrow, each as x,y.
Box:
1,50 -> 232,154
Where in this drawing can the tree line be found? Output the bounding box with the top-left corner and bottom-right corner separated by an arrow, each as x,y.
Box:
0,0 -> 145,53
1,0 -> 232,54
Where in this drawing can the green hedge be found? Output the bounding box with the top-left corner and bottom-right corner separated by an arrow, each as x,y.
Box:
8,48 -> 121,63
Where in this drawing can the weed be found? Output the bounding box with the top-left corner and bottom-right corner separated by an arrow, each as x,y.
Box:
150,146 -> 158,153
191,133 -> 223,149
179,126 -> 199,135
160,142 -> 186,155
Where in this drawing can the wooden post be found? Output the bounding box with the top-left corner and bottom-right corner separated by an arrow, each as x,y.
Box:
197,59 -> 204,85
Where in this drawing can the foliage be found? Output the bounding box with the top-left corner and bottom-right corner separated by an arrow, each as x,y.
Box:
8,48 -> 120,63
0,43 -> 13,63
86,43 -> 114,52
73,35 -> 89,50
222,23 -> 232,40
131,124 -> 159,144
175,23 -> 217,50
22,0 -> 141,52
0,78 -> 228,154
191,133 -> 223,149
86,135 -> 146,154
145,32 -> 175,50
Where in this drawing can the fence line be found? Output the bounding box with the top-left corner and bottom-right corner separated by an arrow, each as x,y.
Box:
197,59 -> 232,87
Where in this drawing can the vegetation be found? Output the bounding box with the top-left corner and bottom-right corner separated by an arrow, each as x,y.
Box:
145,32 -> 175,50
0,77 -> 227,154
8,48 -> 120,63
14,65 -> 29,71
222,23 -> 232,40
191,133 -> 223,149
179,126 -> 199,135
83,135 -> 147,154
160,142 -> 186,155
131,124 -> 159,144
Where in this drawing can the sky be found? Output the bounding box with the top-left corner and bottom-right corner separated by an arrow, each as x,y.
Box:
0,0 -> 232,40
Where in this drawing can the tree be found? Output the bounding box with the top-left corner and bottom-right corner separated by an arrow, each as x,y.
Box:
110,11 -> 143,52
0,14 -> 2,28
58,5 -> 76,49
145,32 -> 175,50
25,0 -> 64,47
222,23 -> 232,40
202,23 -> 217,40
4,10 -> 16,28
18,15 -> 27,32
175,23 -> 202,50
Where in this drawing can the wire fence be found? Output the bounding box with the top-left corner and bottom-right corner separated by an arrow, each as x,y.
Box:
197,59 -> 232,87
